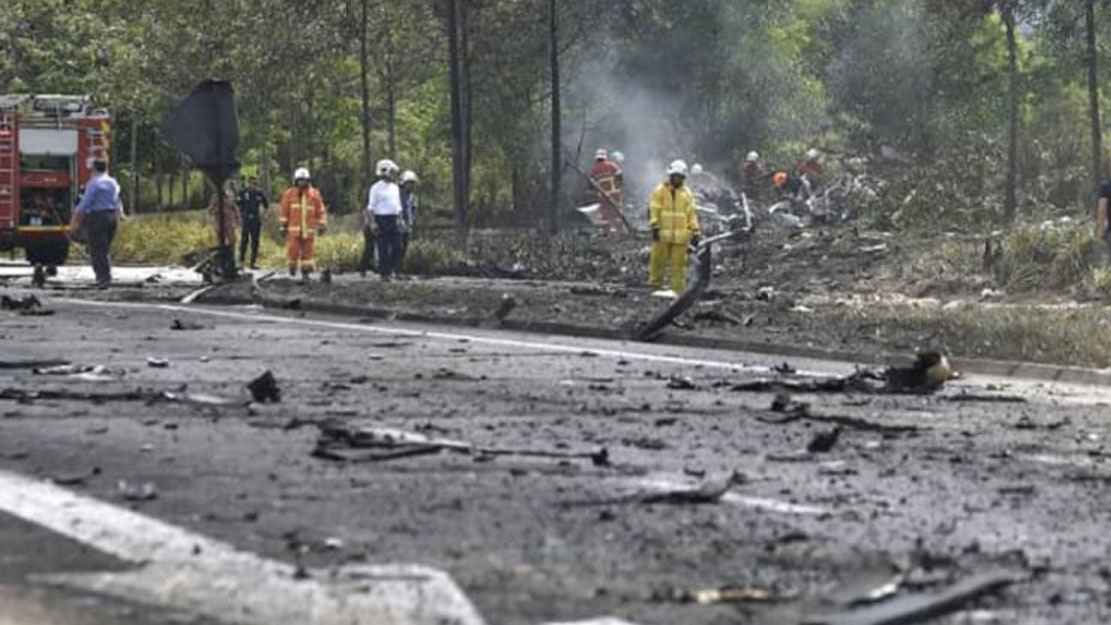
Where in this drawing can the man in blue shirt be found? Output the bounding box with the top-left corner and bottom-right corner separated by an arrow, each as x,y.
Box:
70,160 -> 123,288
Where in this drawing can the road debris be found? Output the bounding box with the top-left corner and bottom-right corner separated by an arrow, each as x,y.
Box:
942,392 -> 1026,404
691,309 -> 743,325
493,294 -> 517,321
147,357 -> 170,368
735,358 -> 955,396
666,375 -> 697,390
655,584 -> 786,605
757,401 -> 920,433
0,359 -> 69,370
247,370 -> 282,403
563,476 -> 734,507
170,318 -> 207,331
1,387 -> 243,406
117,480 -> 159,501
636,245 -> 713,341
313,423 -> 610,466
806,427 -> 843,453
52,467 -> 101,486
1,294 -> 42,311
802,570 -> 1016,625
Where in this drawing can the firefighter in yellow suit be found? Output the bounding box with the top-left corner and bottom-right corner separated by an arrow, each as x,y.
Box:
278,167 -> 328,278
649,160 -> 700,294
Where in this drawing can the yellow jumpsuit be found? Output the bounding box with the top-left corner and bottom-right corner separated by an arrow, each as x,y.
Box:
648,181 -> 700,293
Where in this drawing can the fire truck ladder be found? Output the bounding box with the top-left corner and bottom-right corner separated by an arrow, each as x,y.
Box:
0,112 -> 16,226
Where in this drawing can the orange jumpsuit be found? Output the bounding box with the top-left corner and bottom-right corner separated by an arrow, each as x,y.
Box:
589,159 -> 625,231
278,185 -> 327,274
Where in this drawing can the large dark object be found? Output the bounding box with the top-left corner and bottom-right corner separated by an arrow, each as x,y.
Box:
161,80 -> 240,277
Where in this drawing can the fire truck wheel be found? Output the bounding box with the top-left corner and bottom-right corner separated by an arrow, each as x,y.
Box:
26,240 -> 70,267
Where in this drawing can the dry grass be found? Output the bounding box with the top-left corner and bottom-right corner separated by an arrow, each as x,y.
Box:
830,299 -> 1111,368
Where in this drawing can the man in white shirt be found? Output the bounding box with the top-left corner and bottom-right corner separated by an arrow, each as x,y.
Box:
365,159 -> 402,280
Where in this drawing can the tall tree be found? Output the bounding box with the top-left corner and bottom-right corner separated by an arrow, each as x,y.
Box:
359,0 -> 371,186
548,0 -> 561,234
1086,0 -> 1102,191
1003,1 -> 1019,222
446,0 -> 467,227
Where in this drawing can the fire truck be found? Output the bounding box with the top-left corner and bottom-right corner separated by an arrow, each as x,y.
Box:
0,94 -> 111,267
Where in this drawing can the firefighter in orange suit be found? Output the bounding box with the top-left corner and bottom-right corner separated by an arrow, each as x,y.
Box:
278,167 -> 328,278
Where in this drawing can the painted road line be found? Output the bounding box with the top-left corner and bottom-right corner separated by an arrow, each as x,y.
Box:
543,620 -> 641,625
57,298 -> 839,377
0,468 -> 485,625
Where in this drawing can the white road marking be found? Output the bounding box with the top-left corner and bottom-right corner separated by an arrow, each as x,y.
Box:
543,620 -> 641,625
56,298 -> 839,377
0,468 -> 485,625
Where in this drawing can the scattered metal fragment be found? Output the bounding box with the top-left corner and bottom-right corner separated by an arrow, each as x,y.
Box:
691,309 -> 742,325
563,476 -> 733,507
33,364 -> 103,376
247,370 -> 282,403
492,294 -> 518,321
943,393 -> 1026,404
666,375 -> 697,390
681,585 -> 783,605
807,427 -> 843,454
52,467 -> 101,486
147,357 -> 170,368
0,359 -> 69,370
1,294 -> 42,311
757,403 -> 920,433
635,244 -> 712,341
313,424 -> 610,467
117,480 -> 159,501
802,570 -> 1016,625
170,318 -> 206,331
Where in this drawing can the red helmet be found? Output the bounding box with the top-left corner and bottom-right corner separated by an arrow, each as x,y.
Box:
773,172 -> 788,188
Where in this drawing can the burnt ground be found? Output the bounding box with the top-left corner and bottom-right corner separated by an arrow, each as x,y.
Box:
180,222 -> 1096,368
3,293 -> 1111,624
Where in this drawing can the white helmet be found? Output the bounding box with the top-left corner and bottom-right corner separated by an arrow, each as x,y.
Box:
612,151 -> 625,164
745,151 -> 759,162
806,148 -> 820,161
666,159 -> 688,177
400,170 -> 419,184
691,163 -> 704,176
293,167 -> 311,181
376,159 -> 399,176
595,148 -> 608,160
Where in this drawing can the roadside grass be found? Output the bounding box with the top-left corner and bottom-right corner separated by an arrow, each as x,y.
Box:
830,300 -> 1111,368
96,210 -> 474,274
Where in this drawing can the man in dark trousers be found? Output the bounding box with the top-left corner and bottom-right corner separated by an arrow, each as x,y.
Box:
69,160 -> 124,289
236,176 -> 268,269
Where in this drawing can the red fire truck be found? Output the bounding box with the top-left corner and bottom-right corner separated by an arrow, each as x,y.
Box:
0,94 -> 111,267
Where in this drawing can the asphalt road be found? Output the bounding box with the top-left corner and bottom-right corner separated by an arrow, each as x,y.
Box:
2,289 -> 1111,624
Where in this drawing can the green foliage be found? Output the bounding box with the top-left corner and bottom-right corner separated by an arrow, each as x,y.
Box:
993,222 -> 1102,291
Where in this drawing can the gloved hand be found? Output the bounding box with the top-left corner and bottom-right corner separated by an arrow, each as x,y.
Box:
280,226 -> 287,237
690,235 -> 701,248
318,225 -> 327,235
652,228 -> 660,242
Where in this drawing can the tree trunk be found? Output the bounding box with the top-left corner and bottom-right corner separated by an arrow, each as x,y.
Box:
156,172 -> 164,210
461,0 -> 472,207
447,0 -> 467,227
548,0 -> 562,234
1003,4 -> 1018,223
360,0 -> 372,186
130,115 -> 139,214
1087,0 -> 1103,194
181,162 -> 188,207
387,69 -> 397,159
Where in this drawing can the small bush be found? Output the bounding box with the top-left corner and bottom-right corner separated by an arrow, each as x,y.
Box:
993,222 -> 1101,292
